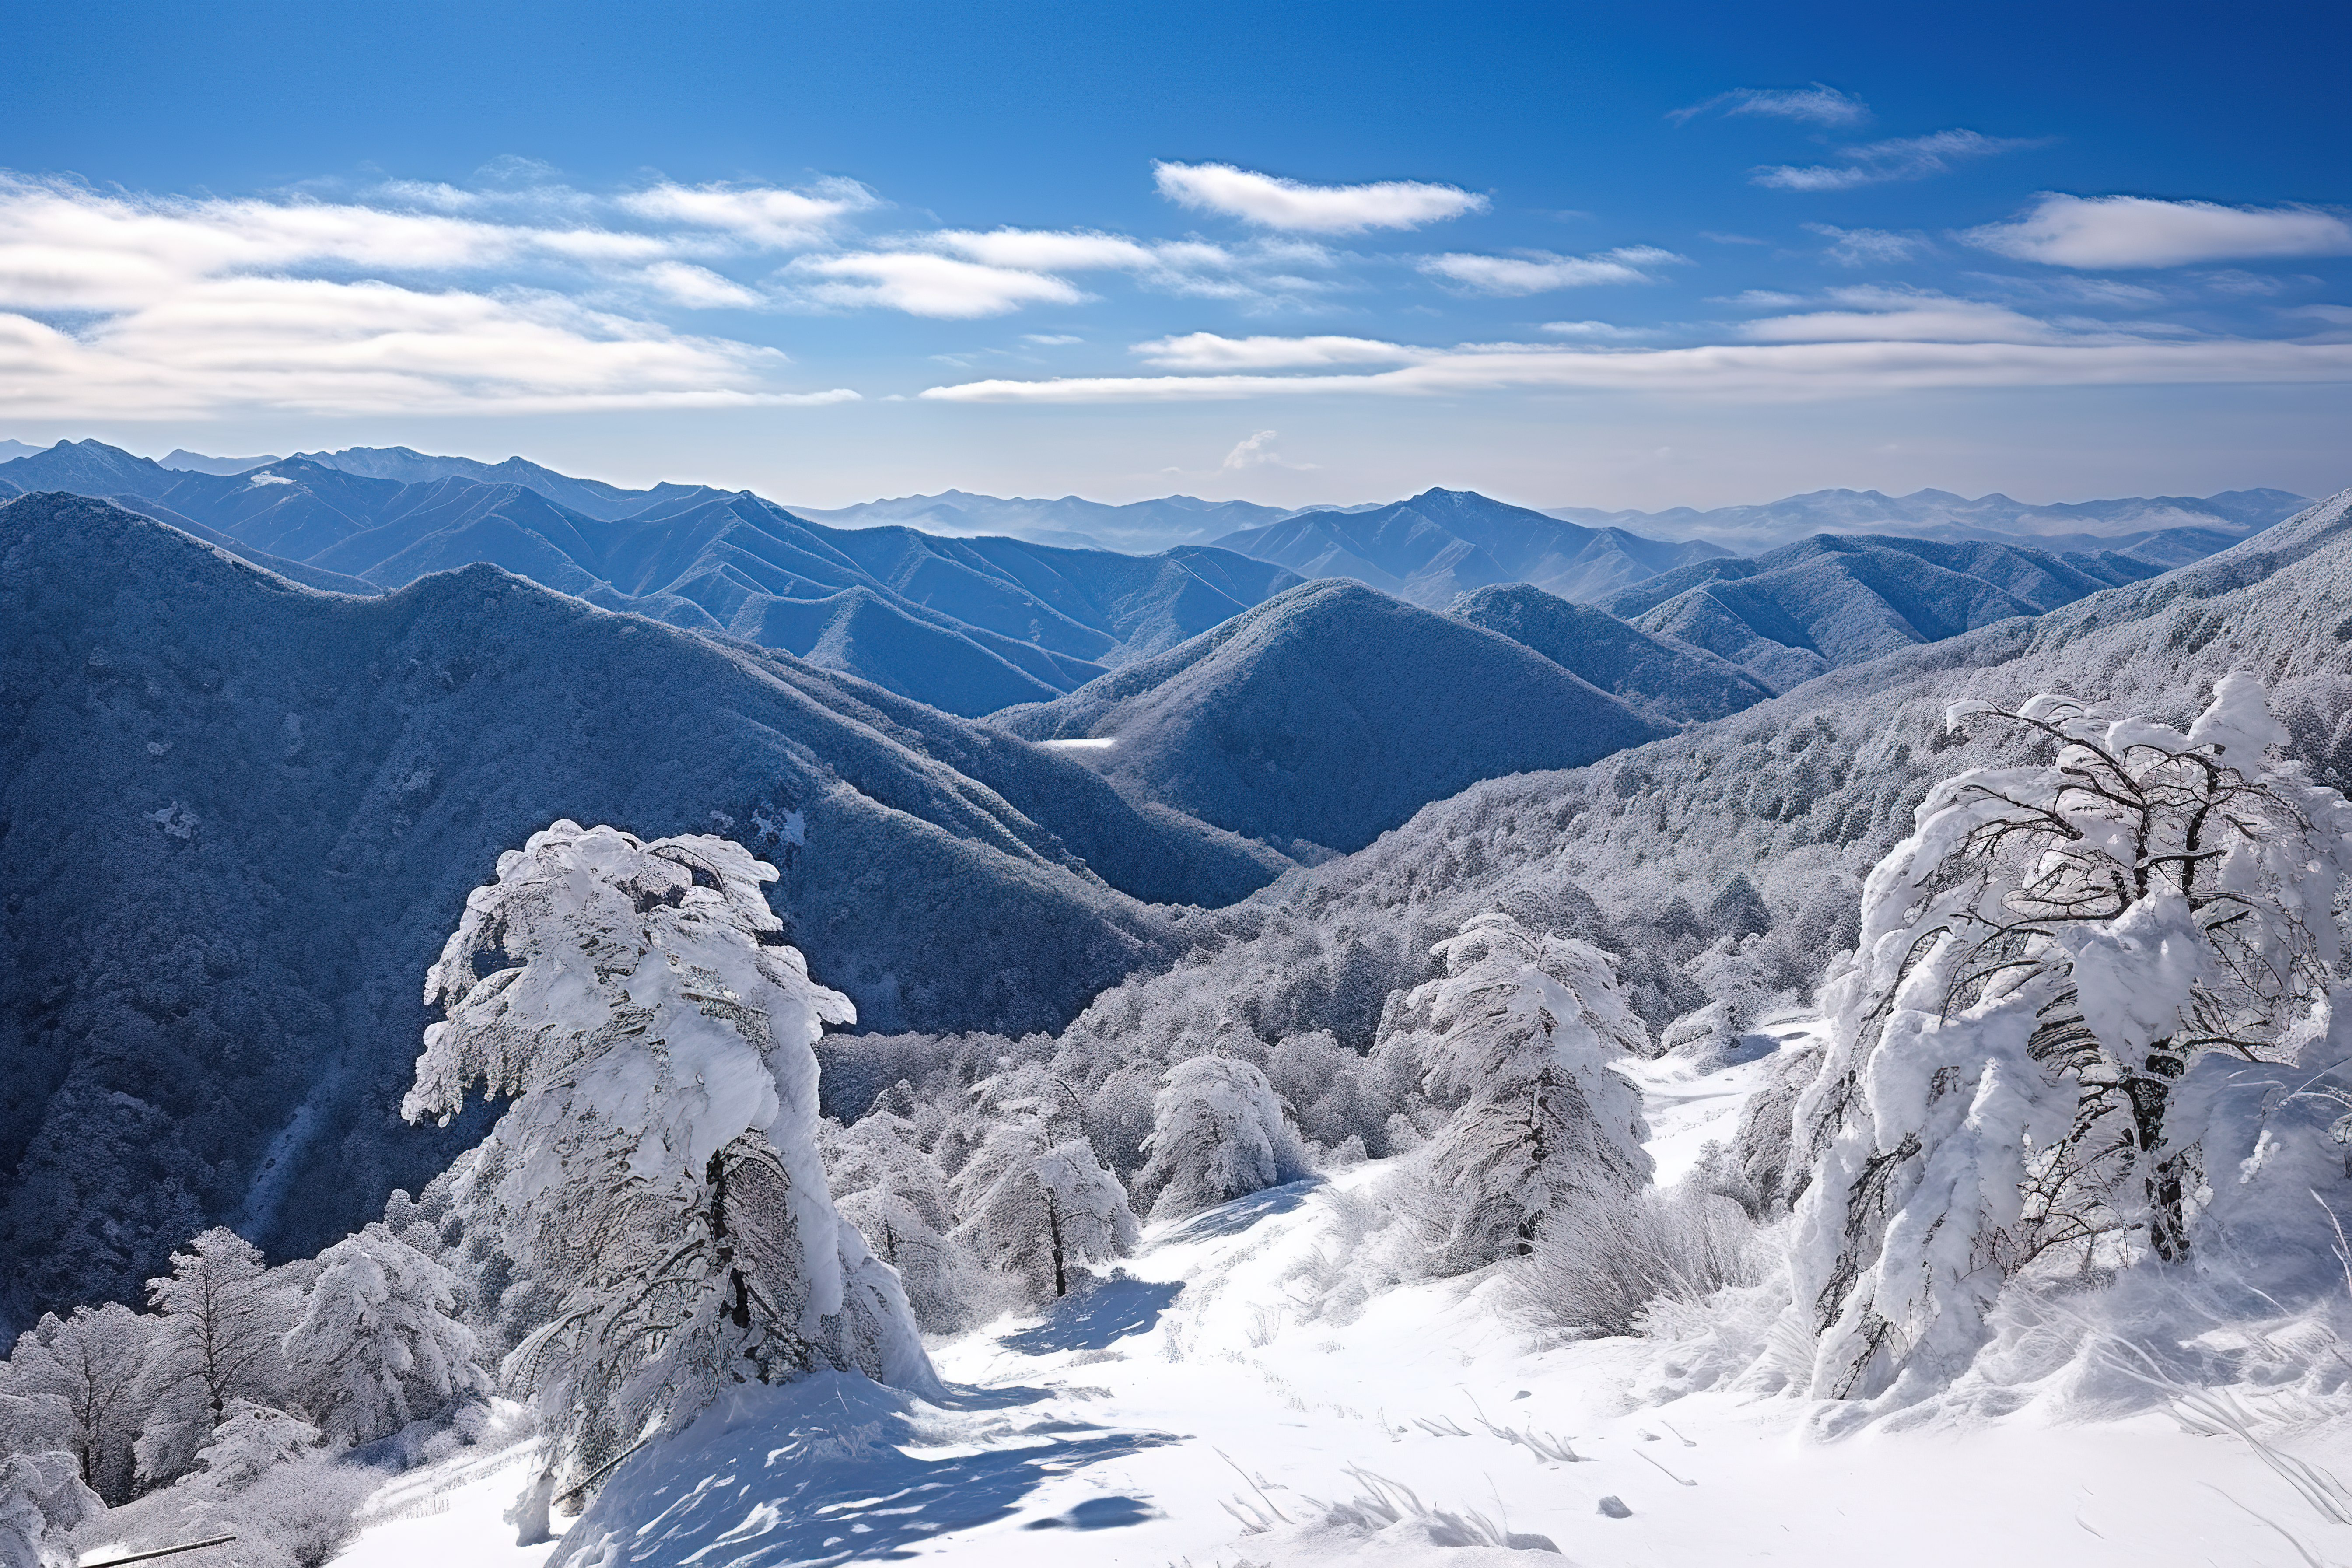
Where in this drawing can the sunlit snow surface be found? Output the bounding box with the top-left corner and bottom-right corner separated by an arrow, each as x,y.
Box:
336,1029 -> 2348,1567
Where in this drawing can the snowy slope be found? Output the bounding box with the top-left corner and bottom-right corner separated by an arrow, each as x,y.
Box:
1215,488 -> 1733,608
990,578 -> 1666,854
0,494 -> 1291,1332
336,1031 -> 2346,1568
1448,583 -> 1772,726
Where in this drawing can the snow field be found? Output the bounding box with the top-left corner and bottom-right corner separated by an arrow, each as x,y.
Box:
332,1027 -> 2351,1567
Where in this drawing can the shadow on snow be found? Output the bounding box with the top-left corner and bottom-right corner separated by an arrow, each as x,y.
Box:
999,1274 -> 1185,1355
556,1372 -> 1175,1566
1160,1176 -> 1325,1242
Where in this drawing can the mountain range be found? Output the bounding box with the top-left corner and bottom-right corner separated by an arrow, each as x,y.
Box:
1546,484 -> 2308,554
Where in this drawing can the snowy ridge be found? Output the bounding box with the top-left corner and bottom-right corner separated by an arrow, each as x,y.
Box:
0,493 -> 1291,1328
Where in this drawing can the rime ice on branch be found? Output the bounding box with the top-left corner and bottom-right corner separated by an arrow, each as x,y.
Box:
403,821 -> 934,1526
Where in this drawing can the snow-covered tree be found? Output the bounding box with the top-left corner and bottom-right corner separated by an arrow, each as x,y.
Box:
0,1305 -> 157,1503
819,1113 -> 993,1333
1396,912 -> 1653,1271
281,1226 -> 486,1447
402,822 -> 934,1516
1791,675 -> 2352,1400
952,1075 -> 1137,1299
0,1451 -> 99,1568
1134,1056 -> 1313,1220
188,1401 -> 320,1492
135,1228 -> 296,1487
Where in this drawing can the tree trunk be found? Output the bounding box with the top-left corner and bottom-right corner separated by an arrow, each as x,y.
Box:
1046,1196 -> 1067,1298
2123,1058 -> 2187,1262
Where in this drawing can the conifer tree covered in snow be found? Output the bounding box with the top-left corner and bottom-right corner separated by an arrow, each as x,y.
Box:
1134,1056 -> 1313,1220
1397,913 -> 1653,1270
402,821 -> 934,1517
952,1074 -> 1138,1299
1791,674 -> 2352,1400
135,1229 -> 295,1487
280,1226 -> 486,1448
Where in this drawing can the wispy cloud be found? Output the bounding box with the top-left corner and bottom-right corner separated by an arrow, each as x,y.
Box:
1221,429 -> 1316,470
1736,287 -> 2067,344
1152,161 -> 1487,233
1805,223 -> 1934,267
920,329 -> 2352,403
1965,193 -> 2352,268
0,174 -> 847,415
1753,130 -> 2041,191
1669,84 -> 1869,126
616,179 -> 877,248
1420,246 -> 1684,295
782,252 -> 1089,318
1133,332 -> 1430,370
1539,320 -> 1654,340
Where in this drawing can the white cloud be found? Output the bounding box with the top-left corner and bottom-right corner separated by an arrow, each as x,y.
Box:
1753,130 -> 2040,191
1152,161 -> 1487,233
1132,332 -> 1431,370
0,276 -> 845,418
920,335 -> 2352,404
1805,223 -> 1932,267
784,252 -> 1088,318
1420,246 -> 1684,295
617,178 -> 877,249
1737,288 -> 2063,344
639,261 -> 763,308
1220,429 -> 1315,470
1540,320 -> 1653,340
0,174 -> 851,415
931,228 -> 1159,271
2198,269 -> 2284,296
1022,333 -> 1083,345
1669,85 -> 1869,126
1965,194 -> 2352,269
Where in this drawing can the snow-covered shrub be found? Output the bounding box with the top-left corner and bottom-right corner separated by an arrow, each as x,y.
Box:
135,1229 -> 297,1487
280,1226 -> 486,1447
402,821 -> 934,1513
819,1114 -> 995,1333
1790,675 -> 2352,1400
189,1402 -> 320,1492
1512,1186 -> 1761,1338
0,1304 -> 156,1504
0,1451 -> 99,1568
952,1074 -> 1138,1299
1389,913 -> 1653,1271
1134,1057 -> 1314,1220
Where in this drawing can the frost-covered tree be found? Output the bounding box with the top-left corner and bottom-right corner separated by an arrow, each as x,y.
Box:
1397,913 -> 1653,1271
188,1402 -> 320,1492
402,822 -> 934,1517
952,1075 -> 1137,1299
1791,675 -> 2352,1400
281,1226 -> 486,1447
0,1305 -> 156,1503
1134,1057 -> 1313,1220
819,1113 -> 992,1333
0,1451 -> 99,1568
136,1228 -> 296,1487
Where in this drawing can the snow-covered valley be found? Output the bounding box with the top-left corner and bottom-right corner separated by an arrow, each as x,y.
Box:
330,1026 -> 2352,1568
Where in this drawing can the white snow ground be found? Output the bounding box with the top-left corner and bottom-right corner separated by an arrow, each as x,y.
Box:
332,1026 -> 2352,1568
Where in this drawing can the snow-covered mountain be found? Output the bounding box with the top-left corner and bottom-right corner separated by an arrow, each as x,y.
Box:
1213,487 -> 1734,608
0,492 -> 1292,1329
0,442 -> 1306,719
1447,581 -> 1773,726
990,578 -> 1666,854
1592,532 -> 2174,690
1547,484 -> 2310,553
785,490 -> 1302,553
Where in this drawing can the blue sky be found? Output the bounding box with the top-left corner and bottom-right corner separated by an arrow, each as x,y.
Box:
2,0 -> 2346,510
